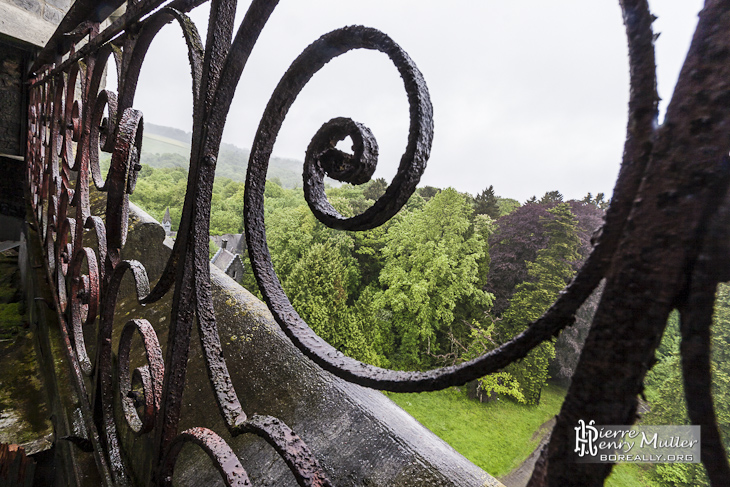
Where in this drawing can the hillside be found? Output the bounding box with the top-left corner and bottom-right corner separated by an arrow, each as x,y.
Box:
140,123 -> 303,188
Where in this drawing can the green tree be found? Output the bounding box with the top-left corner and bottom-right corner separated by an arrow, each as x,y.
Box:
473,185 -> 501,219
497,197 -> 520,216
363,177 -> 388,201
581,191 -> 610,210
130,165 -> 188,229
497,203 -> 580,404
417,185 -> 441,201
643,284 -> 730,486
350,223 -> 390,293
538,190 -> 564,205
130,164 -> 246,235
209,239 -> 220,260
285,239 -> 384,365
265,205 -> 318,280
459,320 -> 526,403
375,188 -> 493,369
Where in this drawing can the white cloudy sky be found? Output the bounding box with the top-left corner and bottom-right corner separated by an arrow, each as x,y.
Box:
122,0 -> 703,203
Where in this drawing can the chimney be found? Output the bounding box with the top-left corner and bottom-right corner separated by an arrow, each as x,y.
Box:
221,238 -> 228,250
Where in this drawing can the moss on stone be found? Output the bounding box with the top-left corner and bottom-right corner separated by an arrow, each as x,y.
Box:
0,247 -> 51,445
0,251 -> 26,339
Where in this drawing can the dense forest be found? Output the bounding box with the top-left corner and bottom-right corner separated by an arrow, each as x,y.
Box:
128,158 -> 729,487
130,163 -> 604,397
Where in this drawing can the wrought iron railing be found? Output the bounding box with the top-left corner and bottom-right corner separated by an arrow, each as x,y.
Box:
24,0 -> 730,485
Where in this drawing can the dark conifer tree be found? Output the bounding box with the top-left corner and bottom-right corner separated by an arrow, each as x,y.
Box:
473,185 -> 501,219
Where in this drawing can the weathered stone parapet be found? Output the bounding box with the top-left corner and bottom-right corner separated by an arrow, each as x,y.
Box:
21,219 -> 103,486
107,197 -> 503,486
0,0 -> 72,157
0,0 -> 71,47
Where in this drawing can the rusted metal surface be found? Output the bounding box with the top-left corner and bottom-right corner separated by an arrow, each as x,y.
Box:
160,427 -> 252,486
24,0 -> 730,485
235,415 -> 333,487
0,443 -> 36,486
118,319 -> 164,435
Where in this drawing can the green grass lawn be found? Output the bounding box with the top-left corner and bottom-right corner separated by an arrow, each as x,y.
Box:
605,463 -> 657,487
141,133 -> 191,157
385,384 -> 565,477
386,385 -> 660,486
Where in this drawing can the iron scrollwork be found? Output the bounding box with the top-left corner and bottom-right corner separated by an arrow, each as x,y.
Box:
24,0 -> 730,485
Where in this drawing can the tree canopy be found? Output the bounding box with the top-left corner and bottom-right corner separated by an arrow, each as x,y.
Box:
375,189 -> 493,369
126,144 -> 730,482
497,203 -> 581,404
130,162 -> 614,401
472,185 -> 501,219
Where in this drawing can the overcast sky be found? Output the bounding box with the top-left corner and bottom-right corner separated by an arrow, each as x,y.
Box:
121,0 -> 703,203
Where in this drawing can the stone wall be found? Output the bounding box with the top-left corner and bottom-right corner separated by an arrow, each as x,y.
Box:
0,155 -> 25,241
1,0 -> 72,35
0,45 -> 24,155
0,0 -> 72,156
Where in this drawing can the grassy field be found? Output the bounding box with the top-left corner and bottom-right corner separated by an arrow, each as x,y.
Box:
606,463 -> 656,486
386,385 -> 659,486
386,385 -> 565,477
141,132 -> 191,157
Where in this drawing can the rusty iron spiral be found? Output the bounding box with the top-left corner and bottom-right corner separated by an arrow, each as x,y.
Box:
24,0 -> 730,485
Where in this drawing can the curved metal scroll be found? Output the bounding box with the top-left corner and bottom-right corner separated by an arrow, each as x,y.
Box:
24,0 -> 730,486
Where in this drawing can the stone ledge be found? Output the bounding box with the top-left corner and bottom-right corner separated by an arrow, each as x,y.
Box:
0,1 -> 57,47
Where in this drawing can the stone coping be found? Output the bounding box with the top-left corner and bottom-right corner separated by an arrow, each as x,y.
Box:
0,2 -> 58,47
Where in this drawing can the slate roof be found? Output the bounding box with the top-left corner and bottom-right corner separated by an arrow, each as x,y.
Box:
210,233 -> 245,254
210,247 -> 243,274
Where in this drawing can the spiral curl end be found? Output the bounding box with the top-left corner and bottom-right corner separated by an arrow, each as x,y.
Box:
305,117 -> 378,185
